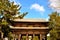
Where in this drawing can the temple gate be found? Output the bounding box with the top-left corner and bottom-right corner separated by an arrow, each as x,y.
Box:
10,19 -> 50,40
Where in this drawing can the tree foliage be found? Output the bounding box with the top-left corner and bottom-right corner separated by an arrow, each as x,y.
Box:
0,0 -> 28,38
49,12 -> 60,40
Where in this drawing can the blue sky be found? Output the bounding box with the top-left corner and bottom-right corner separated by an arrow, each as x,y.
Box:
10,0 -> 54,20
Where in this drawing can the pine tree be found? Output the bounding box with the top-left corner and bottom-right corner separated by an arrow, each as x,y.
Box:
0,0 -> 28,38
49,12 -> 60,40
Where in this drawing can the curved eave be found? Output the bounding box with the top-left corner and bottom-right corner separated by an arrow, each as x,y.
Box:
10,27 -> 50,30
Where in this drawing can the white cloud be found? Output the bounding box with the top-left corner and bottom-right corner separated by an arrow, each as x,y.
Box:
49,0 -> 60,12
30,3 -> 45,12
9,0 -> 21,6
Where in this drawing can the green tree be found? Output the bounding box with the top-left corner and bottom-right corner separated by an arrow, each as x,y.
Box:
0,0 -> 28,39
49,12 -> 60,40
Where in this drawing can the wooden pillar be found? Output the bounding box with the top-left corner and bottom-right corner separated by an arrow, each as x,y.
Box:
42,34 -> 47,40
14,34 -> 16,40
40,34 -> 42,40
33,34 -> 35,40
18,34 -> 21,40
26,34 -> 28,40
0,32 -> 3,40
1,32 -> 2,38
45,34 -> 47,40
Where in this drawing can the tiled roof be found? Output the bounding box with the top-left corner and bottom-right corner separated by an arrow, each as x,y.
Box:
13,18 -> 48,22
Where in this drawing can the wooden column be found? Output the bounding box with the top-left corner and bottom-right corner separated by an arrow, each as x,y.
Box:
0,32 -> 3,40
14,34 -> 16,40
33,34 -> 35,40
18,34 -> 21,40
26,34 -> 28,40
1,32 -> 2,38
42,34 -> 47,40
43,35 -> 45,40
45,34 -> 47,40
40,34 -> 42,40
